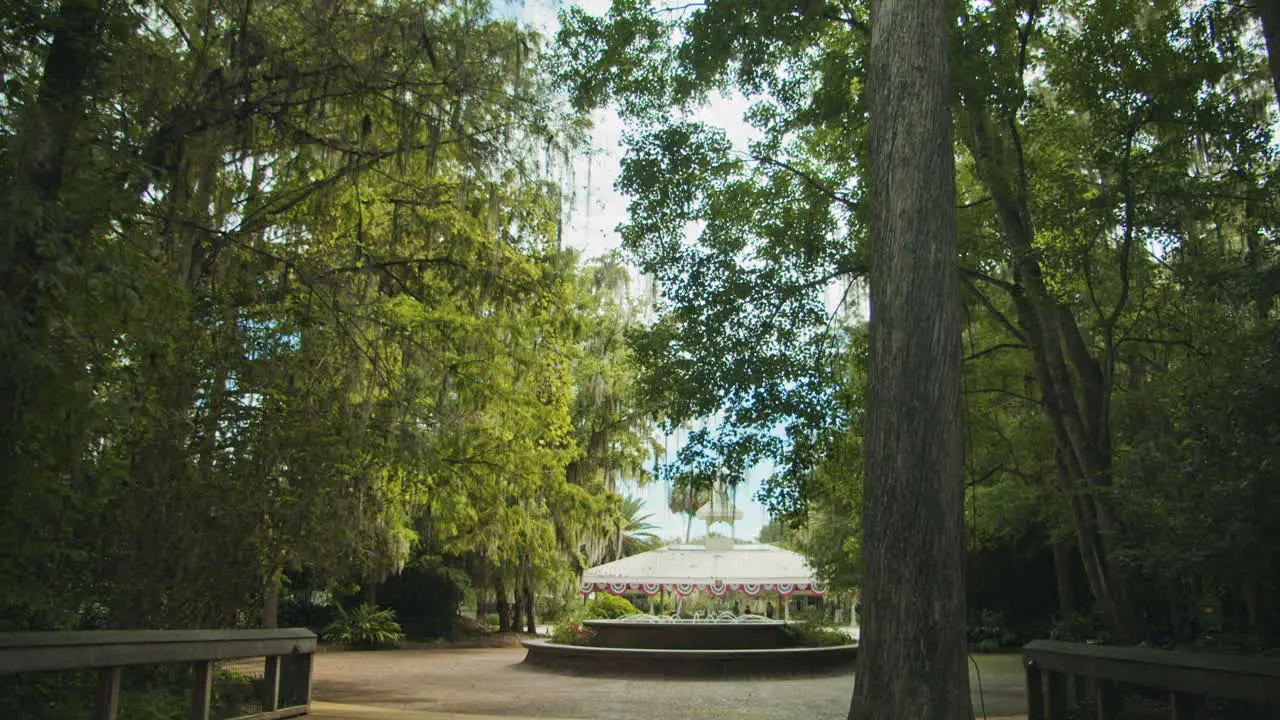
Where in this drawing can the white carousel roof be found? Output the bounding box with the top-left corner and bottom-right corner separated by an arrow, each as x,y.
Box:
581,542 -> 819,586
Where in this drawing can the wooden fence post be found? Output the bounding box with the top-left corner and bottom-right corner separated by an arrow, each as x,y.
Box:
1025,660 -> 1046,720
1095,679 -> 1122,720
95,667 -> 121,720
293,651 -> 313,710
262,655 -> 281,711
191,660 -> 212,720
1046,670 -> 1068,720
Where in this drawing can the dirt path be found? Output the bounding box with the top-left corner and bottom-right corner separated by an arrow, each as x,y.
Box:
311,647 -> 1027,720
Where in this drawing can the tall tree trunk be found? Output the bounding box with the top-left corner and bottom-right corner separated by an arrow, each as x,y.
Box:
852,0 -> 969,717
1052,540 -> 1077,619
496,579 -> 511,632
362,580 -> 379,607
0,0 -> 104,548
1255,1 -> 1280,115
262,570 -> 281,629
523,579 -> 537,634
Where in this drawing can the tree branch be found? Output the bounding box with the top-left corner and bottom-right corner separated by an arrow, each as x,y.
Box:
962,267 -> 1018,293
965,386 -> 1041,405
958,196 -> 993,209
965,343 -> 1030,362
963,277 -> 1029,345
750,154 -> 858,212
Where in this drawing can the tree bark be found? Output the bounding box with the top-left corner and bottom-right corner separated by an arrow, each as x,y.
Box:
0,0 -> 103,494
362,580 -> 379,608
1255,1 -> 1280,115
262,571 -> 281,629
1052,540 -> 1077,620
523,579 -> 537,634
851,0 -> 969,717
496,579 -> 511,632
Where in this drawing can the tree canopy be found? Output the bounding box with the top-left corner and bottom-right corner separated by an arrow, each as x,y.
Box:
0,0 -> 656,632
8,0 -> 1280,685
557,0 -> 1280,650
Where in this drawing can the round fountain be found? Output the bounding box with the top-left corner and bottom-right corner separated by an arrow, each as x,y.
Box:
522,536 -> 857,677
522,612 -> 856,677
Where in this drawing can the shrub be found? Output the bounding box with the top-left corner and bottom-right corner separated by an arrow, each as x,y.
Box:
538,588 -> 579,624
209,669 -> 258,718
1050,612 -> 1099,642
968,609 -> 1017,652
783,622 -> 852,647
585,594 -> 641,619
792,605 -> 832,625
549,621 -> 596,646
118,689 -> 190,720
322,604 -> 405,649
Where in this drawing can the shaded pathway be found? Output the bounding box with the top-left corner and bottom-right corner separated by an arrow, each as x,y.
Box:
311,647 -> 1027,720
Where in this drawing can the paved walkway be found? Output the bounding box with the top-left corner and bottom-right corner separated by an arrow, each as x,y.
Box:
310,647 -> 1027,720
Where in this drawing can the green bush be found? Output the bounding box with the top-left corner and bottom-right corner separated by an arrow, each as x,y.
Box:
538,588 -> 579,624
585,594 -> 641,619
322,604 -> 406,649
549,620 -> 596,646
0,672 -> 95,720
482,612 -> 501,628
1049,612 -> 1099,642
792,605 -> 832,625
117,689 -> 189,720
783,622 -> 852,647
968,609 -> 1018,652
209,669 -> 258,718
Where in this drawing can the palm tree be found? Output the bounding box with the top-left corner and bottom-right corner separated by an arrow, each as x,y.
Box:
668,481 -> 711,544
617,495 -> 660,560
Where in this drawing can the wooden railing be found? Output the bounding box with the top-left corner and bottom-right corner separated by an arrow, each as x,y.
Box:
1022,639 -> 1280,720
0,628 -> 316,720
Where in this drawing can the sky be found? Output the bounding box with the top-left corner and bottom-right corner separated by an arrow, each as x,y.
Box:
500,0 -> 773,542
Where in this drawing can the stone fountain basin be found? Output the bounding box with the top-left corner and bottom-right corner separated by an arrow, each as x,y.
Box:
520,639 -> 857,677
584,618 -> 791,649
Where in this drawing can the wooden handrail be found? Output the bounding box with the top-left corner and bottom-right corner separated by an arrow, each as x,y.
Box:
0,628 -> 316,674
1021,639 -> 1280,720
0,629 -> 317,720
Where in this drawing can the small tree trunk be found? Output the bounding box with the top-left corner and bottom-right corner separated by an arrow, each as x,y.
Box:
362,580 -> 378,608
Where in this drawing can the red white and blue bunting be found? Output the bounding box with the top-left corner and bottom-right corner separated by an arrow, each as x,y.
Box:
579,582 -> 826,597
